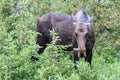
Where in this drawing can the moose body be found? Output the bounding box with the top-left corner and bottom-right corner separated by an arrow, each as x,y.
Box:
36,11 -> 95,64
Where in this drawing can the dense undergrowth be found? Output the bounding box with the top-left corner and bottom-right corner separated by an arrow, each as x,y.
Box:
0,0 -> 120,80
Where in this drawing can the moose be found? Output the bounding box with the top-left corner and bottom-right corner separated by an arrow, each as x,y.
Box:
36,10 -> 95,65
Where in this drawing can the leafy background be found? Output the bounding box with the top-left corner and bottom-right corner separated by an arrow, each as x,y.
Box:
0,0 -> 120,80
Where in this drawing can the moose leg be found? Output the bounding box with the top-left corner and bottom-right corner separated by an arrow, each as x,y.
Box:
37,34 -> 51,54
73,50 -> 79,69
36,34 -> 45,54
31,34 -> 51,61
85,49 -> 92,64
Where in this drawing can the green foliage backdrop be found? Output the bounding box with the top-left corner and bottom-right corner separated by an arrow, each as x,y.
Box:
0,0 -> 120,80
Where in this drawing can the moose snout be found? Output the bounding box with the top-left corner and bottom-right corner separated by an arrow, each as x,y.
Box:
79,47 -> 86,53
74,47 -> 86,58
78,47 -> 86,58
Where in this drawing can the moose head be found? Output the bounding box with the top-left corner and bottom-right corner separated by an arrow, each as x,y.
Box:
72,10 -> 93,58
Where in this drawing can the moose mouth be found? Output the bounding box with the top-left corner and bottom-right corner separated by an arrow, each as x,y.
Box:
73,48 -> 86,58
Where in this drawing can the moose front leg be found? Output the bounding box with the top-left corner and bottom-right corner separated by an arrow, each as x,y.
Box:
73,50 -> 79,69
85,49 -> 93,65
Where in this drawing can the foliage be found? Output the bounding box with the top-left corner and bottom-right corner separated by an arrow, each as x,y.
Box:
0,0 -> 120,80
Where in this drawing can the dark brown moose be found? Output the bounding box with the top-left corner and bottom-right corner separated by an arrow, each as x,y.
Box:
36,10 -> 95,65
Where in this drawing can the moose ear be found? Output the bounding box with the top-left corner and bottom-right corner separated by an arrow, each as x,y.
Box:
85,22 -> 91,26
71,13 -> 77,25
73,22 -> 77,25
87,17 -> 93,23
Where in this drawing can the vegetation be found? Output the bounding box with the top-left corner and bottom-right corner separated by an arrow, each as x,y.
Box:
0,0 -> 120,80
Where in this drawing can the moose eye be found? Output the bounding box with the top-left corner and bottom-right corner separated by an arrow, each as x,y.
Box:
75,32 -> 78,37
85,33 -> 89,38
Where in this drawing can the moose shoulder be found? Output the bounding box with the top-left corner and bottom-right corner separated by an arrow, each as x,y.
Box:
36,10 -> 95,65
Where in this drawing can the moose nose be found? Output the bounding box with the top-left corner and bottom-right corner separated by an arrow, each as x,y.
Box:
79,47 -> 86,53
